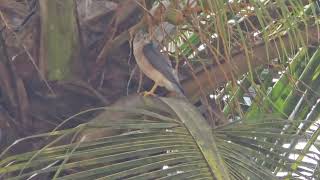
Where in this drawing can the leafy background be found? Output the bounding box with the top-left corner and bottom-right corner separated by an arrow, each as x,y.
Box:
0,0 -> 319,179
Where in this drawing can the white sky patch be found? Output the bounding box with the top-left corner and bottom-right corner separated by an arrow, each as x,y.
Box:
198,44 -> 205,51
253,31 -> 261,37
243,97 -> 252,106
280,118 -> 320,179
272,78 -> 279,83
211,33 -> 218,39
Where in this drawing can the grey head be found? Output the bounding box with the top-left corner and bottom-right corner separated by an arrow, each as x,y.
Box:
133,29 -> 150,45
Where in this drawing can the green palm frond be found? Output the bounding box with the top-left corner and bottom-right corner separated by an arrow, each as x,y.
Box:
1,96 -> 318,179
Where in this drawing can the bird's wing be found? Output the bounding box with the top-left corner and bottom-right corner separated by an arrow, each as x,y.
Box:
142,42 -> 184,93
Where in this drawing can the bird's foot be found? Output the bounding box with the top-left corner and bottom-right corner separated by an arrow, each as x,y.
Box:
141,91 -> 156,97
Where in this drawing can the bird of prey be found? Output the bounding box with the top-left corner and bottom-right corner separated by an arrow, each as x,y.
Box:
133,29 -> 184,97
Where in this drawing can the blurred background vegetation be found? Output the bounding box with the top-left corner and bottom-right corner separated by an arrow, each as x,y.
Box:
0,0 -> 319,179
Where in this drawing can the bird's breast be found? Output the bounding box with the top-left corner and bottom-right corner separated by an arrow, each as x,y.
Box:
133,45 -> 168,87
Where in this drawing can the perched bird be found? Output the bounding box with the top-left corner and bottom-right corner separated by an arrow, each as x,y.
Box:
133,29 -> 184,97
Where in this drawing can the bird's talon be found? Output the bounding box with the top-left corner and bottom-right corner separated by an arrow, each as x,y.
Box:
141,91 -> 156,97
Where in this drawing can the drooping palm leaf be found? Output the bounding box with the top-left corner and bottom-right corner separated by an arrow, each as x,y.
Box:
2,95 -> 318,179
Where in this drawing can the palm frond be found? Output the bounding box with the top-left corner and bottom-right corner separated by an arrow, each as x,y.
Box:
2,95 -> 318,179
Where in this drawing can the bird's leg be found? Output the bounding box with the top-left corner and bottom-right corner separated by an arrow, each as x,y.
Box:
143,83 -> 158,96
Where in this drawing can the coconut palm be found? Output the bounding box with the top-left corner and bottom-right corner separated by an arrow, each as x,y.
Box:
0,0 -> 319,179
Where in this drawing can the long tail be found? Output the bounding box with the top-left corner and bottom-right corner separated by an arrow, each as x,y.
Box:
173,81 -> 186,98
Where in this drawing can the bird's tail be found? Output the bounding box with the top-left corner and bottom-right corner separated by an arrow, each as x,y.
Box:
174,82 -> 186,98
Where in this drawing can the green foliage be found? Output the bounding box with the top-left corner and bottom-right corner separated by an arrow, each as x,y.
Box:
1,0 -> 320,179
0,97 -> 280,179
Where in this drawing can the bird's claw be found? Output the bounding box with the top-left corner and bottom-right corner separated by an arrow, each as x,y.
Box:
141,91 -> 156,97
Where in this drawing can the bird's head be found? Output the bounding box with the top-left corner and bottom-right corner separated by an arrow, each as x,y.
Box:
133,29 -> 151,45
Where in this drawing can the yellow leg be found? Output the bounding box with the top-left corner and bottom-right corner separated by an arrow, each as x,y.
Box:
143,83 -> 158,96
